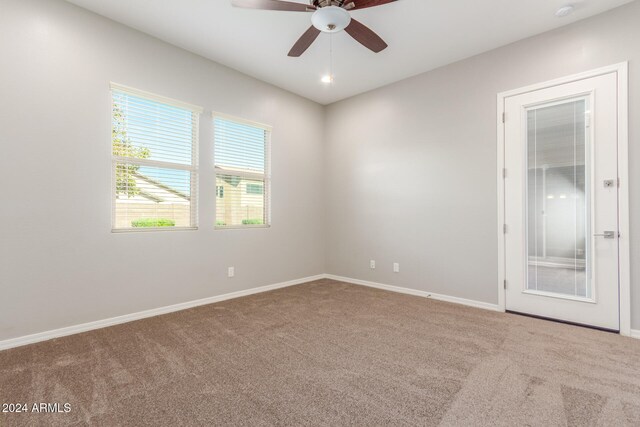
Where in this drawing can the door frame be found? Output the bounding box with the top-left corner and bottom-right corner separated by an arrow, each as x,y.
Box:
496,62 -> 630,336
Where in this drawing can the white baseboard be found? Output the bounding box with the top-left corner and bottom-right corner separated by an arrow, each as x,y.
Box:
0,274 -> 325,351
327,276 -> 640,336
324,274 -> 502,312
2,273 -> 630,351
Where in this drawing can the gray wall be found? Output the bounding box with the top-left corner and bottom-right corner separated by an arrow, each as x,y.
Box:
324,1 -> 639,327
2,0 -> 639,342
0,0 -> 326,341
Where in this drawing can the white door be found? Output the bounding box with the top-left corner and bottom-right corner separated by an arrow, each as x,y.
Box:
504,73 -> 619,331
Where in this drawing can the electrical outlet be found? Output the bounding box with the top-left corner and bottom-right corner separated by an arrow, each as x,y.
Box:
370,260 -> 376,269
393,263 -> 400,273
228,267 -> 235,278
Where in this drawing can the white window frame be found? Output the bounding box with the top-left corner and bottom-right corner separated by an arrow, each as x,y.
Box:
212,112 -> 272,229
110,83 -> 203,232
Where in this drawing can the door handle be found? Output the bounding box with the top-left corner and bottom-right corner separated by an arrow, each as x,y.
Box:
594,231 -> 616,239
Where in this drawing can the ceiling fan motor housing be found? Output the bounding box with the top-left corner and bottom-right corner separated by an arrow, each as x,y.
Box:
311,6 -> 351,33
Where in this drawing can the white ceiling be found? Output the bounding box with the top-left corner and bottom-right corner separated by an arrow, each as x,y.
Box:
65,0 -> 633,105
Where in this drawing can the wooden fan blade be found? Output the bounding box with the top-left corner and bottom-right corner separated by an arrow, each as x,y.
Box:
232,0 -> 316,12
288,26 -> 322,57
344,18 -> 388,53
348,0 -> 397,10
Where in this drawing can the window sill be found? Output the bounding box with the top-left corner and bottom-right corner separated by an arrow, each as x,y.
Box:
215,225 -> 271,230
112,227 -> 198,233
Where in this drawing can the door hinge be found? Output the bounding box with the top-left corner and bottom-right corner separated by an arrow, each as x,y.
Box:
502,168 -> 507,179
503,279 -> 507,289
503,224 -> 508,234
502,112 -> 506,123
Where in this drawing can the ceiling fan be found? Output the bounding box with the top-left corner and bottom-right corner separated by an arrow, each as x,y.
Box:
231,0 -> 397,57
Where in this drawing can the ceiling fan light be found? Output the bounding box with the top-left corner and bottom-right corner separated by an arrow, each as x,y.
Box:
311,6 -> 351,33
321,74 -> 334,84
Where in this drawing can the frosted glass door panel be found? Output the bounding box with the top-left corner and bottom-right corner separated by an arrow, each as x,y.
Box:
504,71 -> 619,330
526,99 -> 591,299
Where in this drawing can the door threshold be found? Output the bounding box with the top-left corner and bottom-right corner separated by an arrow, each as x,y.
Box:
506,310 -> 619,333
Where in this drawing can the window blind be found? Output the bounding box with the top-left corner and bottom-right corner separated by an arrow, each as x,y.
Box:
111,84 -> 202,231
213,115 -> 271,228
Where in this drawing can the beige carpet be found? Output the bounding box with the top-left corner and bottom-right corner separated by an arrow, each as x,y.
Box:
1,279 -> 639,426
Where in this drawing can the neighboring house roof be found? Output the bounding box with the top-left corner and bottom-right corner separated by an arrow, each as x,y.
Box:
117,172 -> 190,204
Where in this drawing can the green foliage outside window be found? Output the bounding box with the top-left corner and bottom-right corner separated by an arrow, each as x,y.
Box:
112,105 -> 150,197
131,218 -> 176,228
241,219 -> 264,225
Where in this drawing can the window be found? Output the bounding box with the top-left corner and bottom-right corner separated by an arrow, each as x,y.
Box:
111,84 -> 202,231
246,184 -> 264,195
213,114 -> 271,228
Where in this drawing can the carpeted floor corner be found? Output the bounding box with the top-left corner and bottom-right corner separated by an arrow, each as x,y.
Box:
1,279 -> 639,426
